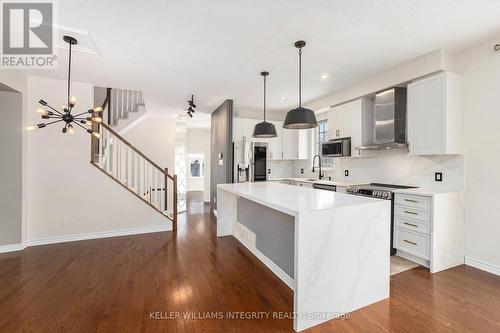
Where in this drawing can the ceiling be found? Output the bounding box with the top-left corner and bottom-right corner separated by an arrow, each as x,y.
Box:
28,0 -> 500,118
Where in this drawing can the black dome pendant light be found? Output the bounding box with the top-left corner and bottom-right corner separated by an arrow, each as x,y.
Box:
283,40 -> 318,129
252,71 -> 277,138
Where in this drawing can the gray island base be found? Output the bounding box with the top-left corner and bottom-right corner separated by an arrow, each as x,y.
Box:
217,182 -> 391,331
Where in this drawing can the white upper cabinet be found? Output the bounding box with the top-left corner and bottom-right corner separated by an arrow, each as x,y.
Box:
407,72 -> 463,155
282,128 -> 297,160
296,129 -> 310,160
232,118 -> 309,160
328,103 -> 353,140
266,120 -> 283,160
327,98 -> 372,158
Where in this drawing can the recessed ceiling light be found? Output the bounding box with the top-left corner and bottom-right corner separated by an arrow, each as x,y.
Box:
320,74 -> 329,79
280,96 -> 287,100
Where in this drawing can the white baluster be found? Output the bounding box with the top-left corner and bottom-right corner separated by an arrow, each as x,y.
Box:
112,89 -> 118,124
149,163 -> 152,202
157,170 -> 161,209
98,126 -> 103,167
121,90 -> 125,118
104,129 -> 110,173
113,139 -> 118,178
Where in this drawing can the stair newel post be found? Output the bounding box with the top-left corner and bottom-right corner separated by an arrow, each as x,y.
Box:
173,174 -> 178,232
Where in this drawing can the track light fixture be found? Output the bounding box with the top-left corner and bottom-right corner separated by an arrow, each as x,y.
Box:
186,94 -> 196,118
26,35 -> 103,137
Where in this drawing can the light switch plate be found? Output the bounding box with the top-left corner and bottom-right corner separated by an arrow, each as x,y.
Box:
435,172 -> 443,182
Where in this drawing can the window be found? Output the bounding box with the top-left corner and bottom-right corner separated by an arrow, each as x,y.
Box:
318,120 -> 328,143
189,154 -> 204,178
316,119 -> 334,169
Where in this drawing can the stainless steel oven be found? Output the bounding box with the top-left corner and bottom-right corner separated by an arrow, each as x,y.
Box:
321,138 -> 351,157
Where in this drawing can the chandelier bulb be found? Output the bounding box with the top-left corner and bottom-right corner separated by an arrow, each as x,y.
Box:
69,96 -> 77,107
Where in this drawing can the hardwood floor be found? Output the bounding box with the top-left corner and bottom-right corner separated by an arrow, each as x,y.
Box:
1,191 -> 500,332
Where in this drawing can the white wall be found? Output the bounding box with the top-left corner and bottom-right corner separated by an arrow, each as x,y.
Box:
0,90 -> 23,245
186,128 -> 211,202
0,71 -> 28,246
455,37 -> 500,269
26,76 -> 170,241
122,118 -> 176,173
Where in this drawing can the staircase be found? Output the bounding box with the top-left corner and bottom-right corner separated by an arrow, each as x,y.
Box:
97,87 -> 147,132
90,89 -> 178,230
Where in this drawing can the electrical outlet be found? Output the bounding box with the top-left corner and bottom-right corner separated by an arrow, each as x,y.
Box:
61,217 -> 67,225
300,168 -> 304,174
267,168 -> 271,175
435,172 -> 443,182
344,170 -> 349,177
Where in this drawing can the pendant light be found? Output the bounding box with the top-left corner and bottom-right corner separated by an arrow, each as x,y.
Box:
252,71 -> 277,138
26,35 -> 103,137
283,40 -> 318,129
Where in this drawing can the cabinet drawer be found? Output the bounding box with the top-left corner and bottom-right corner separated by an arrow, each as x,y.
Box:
395,205 -> 430,222
395,227 -> 430,260
395,194 -> 431,211
395,216 -> 430,235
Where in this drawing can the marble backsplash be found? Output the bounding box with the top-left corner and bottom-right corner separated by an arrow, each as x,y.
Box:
267,160 -> 295,179
293,150 -> 464,190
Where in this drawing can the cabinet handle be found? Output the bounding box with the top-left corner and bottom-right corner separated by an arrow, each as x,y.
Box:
403,239 -> 418,246
404,222 -> 418,228
404,210 -> 418,215
404,199 -> 419,203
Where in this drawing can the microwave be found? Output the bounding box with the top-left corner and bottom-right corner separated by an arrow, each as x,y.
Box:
321,138 -> 351,157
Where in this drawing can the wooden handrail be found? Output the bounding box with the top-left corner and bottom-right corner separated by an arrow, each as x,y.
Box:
99,122 -> 175,180
93,88 -> 178,231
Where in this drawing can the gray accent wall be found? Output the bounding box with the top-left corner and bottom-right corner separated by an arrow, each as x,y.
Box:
210,100 -> 233,208
237,197 -> 295,278
0,90 -> 23,245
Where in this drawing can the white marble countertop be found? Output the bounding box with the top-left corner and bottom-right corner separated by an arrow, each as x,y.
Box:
393,187 -> 464,197
267,177 -> 366,187
218,182 -> 381,215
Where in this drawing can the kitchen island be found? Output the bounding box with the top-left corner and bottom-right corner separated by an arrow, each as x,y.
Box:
217,182 -> 391,331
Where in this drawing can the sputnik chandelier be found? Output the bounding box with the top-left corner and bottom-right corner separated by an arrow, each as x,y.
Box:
27,35 -> 102,137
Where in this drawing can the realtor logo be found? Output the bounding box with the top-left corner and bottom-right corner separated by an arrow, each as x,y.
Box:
1,1 -> 57,68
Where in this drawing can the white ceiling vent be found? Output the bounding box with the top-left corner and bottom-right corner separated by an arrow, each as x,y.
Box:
55,26 -> 100,55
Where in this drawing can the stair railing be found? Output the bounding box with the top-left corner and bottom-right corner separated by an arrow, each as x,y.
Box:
90,89 -> 177,230
107,88 -> 144,126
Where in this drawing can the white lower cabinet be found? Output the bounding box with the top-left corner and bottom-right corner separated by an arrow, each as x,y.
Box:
394,191 -> 464,273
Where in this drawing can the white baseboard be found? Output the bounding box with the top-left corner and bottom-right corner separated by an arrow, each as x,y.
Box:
0,225 -> 171,253
465,256 -> 500,276
234,233 -> 295,290
0,243 -> 26,253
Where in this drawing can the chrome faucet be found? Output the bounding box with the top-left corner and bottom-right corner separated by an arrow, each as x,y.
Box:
312,154 -> 323,180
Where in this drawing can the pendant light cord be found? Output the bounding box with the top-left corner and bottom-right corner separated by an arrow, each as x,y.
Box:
263,74 -> 266,122
298,47 -> 302,107
67,41 -> 72,106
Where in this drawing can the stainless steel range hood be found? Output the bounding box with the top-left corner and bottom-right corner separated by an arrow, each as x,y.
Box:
356,87 -> 408,151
